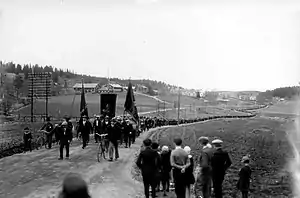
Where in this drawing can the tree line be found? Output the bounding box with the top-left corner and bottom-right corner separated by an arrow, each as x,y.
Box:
0,61 -> 175,95
257,86 -> 300,103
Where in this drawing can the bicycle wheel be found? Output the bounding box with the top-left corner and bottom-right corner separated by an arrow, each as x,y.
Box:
36,137 -> 45,150
97,143 -> 103,162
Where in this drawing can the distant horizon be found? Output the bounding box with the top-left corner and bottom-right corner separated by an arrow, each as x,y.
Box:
2,59 -> 298,93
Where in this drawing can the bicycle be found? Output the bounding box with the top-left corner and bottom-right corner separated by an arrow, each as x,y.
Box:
96,133 -> 108,162
36,130 -> 50,150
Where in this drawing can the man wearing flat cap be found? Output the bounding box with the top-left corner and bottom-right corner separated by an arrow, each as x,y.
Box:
58,173 -> 90,198
211,139 -> 232,198
196,136 -> 214,198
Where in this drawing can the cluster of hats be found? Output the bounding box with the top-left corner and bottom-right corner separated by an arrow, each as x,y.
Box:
198,136 -> 223,147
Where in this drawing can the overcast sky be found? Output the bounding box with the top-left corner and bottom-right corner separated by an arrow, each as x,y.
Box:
0,0 -> 300,91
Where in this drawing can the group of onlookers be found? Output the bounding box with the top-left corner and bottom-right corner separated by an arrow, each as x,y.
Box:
136,136 -> 252,198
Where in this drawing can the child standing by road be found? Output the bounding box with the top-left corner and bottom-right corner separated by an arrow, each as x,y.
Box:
237,155 -> 252,198
23,127 -> 32,153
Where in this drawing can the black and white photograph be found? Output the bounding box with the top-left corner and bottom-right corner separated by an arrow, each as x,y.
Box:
0,0 -> 300,198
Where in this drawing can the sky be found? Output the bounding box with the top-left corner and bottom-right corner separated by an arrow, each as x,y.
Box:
0,0 -> 300,91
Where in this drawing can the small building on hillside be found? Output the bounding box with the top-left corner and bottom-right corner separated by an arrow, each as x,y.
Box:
136,85 -> 149,94
102,83 -> 123,92
153,90 -> 159,95
73,83 -> 99,93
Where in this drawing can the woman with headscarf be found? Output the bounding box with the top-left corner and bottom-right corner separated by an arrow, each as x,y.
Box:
184,146 -> 195,198
160,145 -> 172,196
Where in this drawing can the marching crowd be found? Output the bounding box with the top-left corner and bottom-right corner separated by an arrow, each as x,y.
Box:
22,115 -> 252,198
22,114 -> 166,160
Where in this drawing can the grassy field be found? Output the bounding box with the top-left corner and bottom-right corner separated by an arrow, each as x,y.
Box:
143,101 -> 300,197
17,92 -> 173,118
149,118 -> 292,198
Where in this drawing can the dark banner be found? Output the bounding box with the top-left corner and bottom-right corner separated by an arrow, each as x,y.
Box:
100,94 -> 117,118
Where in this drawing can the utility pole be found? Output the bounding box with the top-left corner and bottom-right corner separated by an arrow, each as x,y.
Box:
177,87 -> 181,124
30,68 -> 34,122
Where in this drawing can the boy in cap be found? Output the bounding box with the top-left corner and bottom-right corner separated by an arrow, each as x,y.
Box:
23,127 -> 32,153
211,139 -> 232,198
237,155 -> 252,198
58,173 -> 90,198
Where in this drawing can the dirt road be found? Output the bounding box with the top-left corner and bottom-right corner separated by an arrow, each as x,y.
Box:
0,132 -> 150,198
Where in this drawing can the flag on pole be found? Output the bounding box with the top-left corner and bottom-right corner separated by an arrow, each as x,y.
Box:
124,80 -> 139,122
80,79 -> 88,117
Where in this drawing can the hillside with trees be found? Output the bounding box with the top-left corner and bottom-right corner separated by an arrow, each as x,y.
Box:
257,86 -> 300,103
0,61 -> 174,96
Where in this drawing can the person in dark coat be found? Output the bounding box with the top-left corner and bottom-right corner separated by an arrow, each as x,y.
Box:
211,139 -> 232,198
237,155 -> 252,198
58,121 -> 73,160
107,119 -> 120,161
183,146 -> 195,198
160,145 -> 172,196
23,127 -> 32,152
77,115 -> 92,149
136,139 -> 160,198
151,142 -> 162,193
40,116 -> 54,149
58,173 -> 91,198
124,120 -> 133,148
93,115 -> 101,143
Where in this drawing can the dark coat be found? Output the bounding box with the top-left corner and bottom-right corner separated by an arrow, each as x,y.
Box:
93,119 -> 101,133
185,156 -> 195,184
78,120 -> 92,138
57,125 -> 73,143
107,125 -> 120,143
211,148 -> 232,178
23,131 -> 32,142
237,165 -> 251,191
136,147 -> 160,177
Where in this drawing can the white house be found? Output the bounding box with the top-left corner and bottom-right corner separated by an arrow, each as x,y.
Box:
103,83 -> 123,92
136,85 -> 149,93
73,83 -> 99,93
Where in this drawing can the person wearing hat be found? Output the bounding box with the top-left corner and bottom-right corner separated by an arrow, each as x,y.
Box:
211,139 -> 232,198
58,121 -> 73,160
136,138 -> 160,198
40,116 -> 54,149
196,136 -> 214,198
23,127 -> 32,153
93,115 -> 101,143
236,155 -> 252,198
123,120 -> 133,148
77,115 -> 92,149
58,173 -> 90,198
107,119 -> 120,161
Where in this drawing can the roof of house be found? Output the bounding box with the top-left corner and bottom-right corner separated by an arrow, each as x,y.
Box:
73,83 -> 98,88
